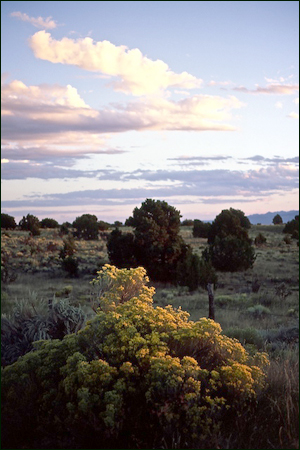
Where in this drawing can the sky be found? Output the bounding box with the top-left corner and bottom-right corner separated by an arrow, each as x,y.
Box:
1,1 -> 299,224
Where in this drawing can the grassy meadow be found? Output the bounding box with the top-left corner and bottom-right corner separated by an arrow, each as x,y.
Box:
1,223 -> 299,448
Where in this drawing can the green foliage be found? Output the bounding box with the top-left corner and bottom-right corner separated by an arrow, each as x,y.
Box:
273,214 -> 283,225
59,235 -> 79,277
19,213 -> 40,235
1,213 -> 17,229
2,265 -> 269,449
224,327 -> 265,349
208,208 -> 251,245
204,209 -> 255,272
176,249 -> 218,291
125,199 -> 187,282
73,214 -> 99,240
40,217 -> 59,228
192,219 -> 211,238
204,235 -> 256,272
107,228 -> 137,268
181,219 -> 194,226
1,249 -> 18,283
60,221 -> 71,235
247,304 -> 271,318
98,220 -> 110,231
283,215 -> 299,234
254,232 -> 267,246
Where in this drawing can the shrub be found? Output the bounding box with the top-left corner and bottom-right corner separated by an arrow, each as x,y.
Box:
192,219 -> 211,238
1,265 -> 269,449
19,214 -> 40,235
1,296 -> 85,366
59,235 -> 79,277
247,304 -> 271,318
73,214 -> 99,240
223,327 -> 264,349
40,217 -> 59,228
181,219 -> 194,226
60,222 -> 71,235
1,213 -> 17,229
98,220 -> 110,231
254,232 -> 267,246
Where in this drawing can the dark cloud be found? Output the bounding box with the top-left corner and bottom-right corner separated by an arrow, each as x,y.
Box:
2,165 -> 298,210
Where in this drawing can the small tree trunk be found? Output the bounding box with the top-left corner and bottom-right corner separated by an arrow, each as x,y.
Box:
207,283 -> 215,320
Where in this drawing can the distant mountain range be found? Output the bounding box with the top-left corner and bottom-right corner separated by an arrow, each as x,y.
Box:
247,210 -> 299,225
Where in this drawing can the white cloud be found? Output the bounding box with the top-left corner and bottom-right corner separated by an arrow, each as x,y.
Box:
275,101 -> 283,109
294,97 -> 299,104
29,31 -> 203,96
234,83 -> 299,95
10,11 -> 57,29
287,112 -> 299,119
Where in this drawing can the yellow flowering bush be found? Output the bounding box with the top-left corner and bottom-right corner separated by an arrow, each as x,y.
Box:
2,265 -> 269,449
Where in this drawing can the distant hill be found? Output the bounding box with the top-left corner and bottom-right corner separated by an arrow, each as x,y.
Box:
247,210 -> 299,225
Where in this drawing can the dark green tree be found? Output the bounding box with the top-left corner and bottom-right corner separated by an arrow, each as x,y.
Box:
208,208 -> 251,245
19,214 -> 40,236
204,235 -> 256,272
126,199 -> 186,282
73,214 -> 98,240
176,247 -> 217,291
273,214 -> 283,225
283,215 -> 299,234
107,228 -> 137,269
181,219 -> 194,226
1,213 -> 17,229
98,220 -> 110,231
40,217 -> 59,228
193,219 -> 211,238
205,209 -> 255,272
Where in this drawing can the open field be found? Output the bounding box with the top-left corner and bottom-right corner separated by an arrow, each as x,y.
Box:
1,224 -> 299,448
2,224 -> 299,335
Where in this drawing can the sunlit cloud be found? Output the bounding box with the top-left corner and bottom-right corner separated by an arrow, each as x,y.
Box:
287,111 -> 299,119
1,79 -> 244,146
28,31 -> 203,96
10,11 -> 57,29
233,83 -> 299,95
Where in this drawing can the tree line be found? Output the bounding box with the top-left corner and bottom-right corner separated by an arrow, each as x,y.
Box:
1,204 -> 298,291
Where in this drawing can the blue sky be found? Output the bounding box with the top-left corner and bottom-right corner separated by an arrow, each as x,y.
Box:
1,1 -> 299,224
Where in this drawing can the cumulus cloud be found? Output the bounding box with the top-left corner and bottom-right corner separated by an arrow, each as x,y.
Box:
10,12 -> 57,29
28,31 -> 203,96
